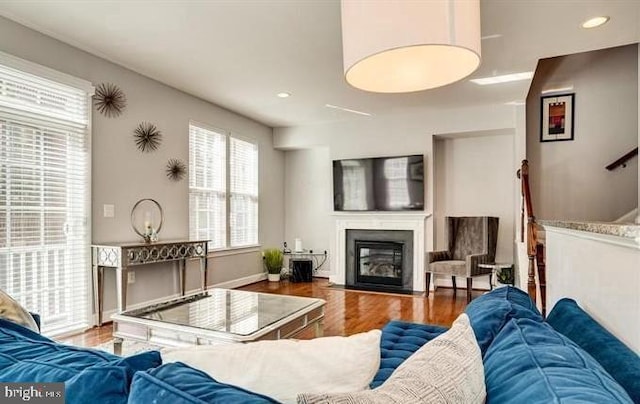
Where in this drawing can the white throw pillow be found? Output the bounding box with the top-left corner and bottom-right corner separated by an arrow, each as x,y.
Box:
297,313 -> 485,404
162,329 -> 382,404
0,289 -> 39,332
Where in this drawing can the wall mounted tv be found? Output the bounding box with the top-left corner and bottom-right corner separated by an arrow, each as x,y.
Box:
333,154 -> 424,211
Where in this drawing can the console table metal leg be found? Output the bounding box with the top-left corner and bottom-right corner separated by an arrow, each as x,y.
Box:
113,337 -> 123,356
200,256 -> 208,291
115,266 -> 128,313
179,260 -> 186,296
92,262 -> 100,325
97,267 -> 104,325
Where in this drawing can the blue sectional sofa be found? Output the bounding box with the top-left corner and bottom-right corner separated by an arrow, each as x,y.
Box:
0,287 -> 638,403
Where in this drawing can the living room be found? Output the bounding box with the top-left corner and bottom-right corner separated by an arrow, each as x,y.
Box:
0,1 -> 639,403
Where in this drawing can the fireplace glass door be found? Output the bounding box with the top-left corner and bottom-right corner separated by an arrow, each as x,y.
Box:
355,240 -> 403,287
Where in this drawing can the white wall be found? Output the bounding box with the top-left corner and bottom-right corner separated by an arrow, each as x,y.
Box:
275,104 -> 517,284
0,16 -> 285,313
545,227 -> 640,352
433,133 -> 516,290
283,147 -> 332,276
527,44 -> 638,222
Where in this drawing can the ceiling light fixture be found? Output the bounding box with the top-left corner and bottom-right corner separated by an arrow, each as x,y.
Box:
276,92 -> 291,98
470,72 -> 533,85
581,16 -> 610,29
325,104 -> 372,116
340,0 -> 481,93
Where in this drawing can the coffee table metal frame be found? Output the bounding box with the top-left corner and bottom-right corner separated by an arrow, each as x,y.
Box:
111,289 -> 326,355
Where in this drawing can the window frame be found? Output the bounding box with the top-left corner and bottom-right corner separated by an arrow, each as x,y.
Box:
188,121 -> 259,252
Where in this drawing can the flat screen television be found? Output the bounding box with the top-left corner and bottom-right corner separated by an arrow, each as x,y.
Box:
333,154 -> 424,211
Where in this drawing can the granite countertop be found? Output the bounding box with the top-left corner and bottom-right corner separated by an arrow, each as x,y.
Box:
539,220 -> 640,240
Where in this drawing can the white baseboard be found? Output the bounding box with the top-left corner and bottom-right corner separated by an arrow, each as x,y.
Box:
212,272 -> 267,289
433,276 -> 492,291
96,272 -> 267,325
313,270 -> 331,279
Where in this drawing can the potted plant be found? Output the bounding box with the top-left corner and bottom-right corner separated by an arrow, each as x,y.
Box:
263,248 -> 284,282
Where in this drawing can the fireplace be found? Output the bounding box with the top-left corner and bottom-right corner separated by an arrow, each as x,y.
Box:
346,229 -> 413,293
356,241 -> 403,287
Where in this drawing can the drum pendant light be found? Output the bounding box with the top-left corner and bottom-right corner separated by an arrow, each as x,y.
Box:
341,0 -> 481,93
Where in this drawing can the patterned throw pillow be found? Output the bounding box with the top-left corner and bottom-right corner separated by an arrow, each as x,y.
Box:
0,289 -> 39,332
297,313 -> 485,404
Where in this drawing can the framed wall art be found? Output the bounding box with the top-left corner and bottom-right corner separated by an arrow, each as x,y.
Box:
540,93 -> 574,142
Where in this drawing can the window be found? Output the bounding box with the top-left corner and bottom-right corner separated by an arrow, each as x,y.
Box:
0,53 -> 92,336
189,123 -> 258,249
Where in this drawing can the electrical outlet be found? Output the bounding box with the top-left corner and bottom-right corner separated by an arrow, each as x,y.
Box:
103,204 -> 115,218
127,271 -> 135,284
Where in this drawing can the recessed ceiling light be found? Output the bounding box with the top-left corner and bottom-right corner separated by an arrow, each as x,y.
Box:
277,92 -> 291,98
582,16 -> 609,29
470,72 -> 533,85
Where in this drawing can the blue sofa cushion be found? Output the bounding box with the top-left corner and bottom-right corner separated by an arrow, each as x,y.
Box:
484,318 -> 633,403
128,362 -> 279,403
371,320 -> 447,388
465,286 -> 543,356
546,298 -> 640,403
0,318 -> 161,404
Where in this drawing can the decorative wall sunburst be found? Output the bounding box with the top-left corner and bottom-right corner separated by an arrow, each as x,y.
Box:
133,122 -> 162,152
94,83 -> 126,117
166,158 -> 186,181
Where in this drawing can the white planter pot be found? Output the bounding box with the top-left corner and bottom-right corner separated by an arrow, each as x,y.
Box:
267,273 -> 281,282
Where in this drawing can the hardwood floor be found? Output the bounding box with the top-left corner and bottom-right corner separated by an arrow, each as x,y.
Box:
60,279 -> 476,347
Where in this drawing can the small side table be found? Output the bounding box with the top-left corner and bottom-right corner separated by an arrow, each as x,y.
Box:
478,263 -> 515,287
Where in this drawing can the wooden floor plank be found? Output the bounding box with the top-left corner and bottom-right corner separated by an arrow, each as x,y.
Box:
59,279 -> 474,347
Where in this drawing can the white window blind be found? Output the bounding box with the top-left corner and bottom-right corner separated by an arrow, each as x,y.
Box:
189,125 -> 226,249
0,60 -> 91,336
230,137 -> 258,247
189,123 -> 258,250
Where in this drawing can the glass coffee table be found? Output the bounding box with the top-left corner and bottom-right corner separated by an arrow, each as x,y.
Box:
111,289 -> 326,355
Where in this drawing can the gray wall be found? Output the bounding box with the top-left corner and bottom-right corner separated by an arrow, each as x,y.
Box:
526,44 -> 638,221
433,133 -> 516,290
0,16 -> 285,313
283,147 -> 333,276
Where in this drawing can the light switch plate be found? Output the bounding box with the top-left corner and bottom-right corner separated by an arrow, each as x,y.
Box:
103,204 -> 115,218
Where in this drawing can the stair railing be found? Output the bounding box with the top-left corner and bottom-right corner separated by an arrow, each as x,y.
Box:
517,159 -> 547,316
605,147 -> 638,171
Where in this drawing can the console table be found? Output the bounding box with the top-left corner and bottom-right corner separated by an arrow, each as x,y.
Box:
91,239 -> 209,325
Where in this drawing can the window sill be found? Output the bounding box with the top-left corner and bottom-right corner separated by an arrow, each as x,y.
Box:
208,244 -> 262,258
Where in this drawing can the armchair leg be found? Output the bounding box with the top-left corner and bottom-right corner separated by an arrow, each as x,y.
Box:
425,273 -> 431,297
466,278 -> 473,303
451,276 -> 457,292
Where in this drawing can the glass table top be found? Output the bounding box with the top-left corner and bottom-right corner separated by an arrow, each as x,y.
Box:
121,289 -> 323,336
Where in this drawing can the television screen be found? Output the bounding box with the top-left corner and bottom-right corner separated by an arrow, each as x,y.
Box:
333,154 -> 424,211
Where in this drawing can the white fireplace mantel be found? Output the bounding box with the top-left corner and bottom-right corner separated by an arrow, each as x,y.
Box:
331,212 -> 431,292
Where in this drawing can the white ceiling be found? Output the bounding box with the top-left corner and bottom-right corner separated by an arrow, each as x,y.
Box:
0,0 -> 638,128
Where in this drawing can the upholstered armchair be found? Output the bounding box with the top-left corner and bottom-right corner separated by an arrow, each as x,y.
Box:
426,216 -> 499,302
